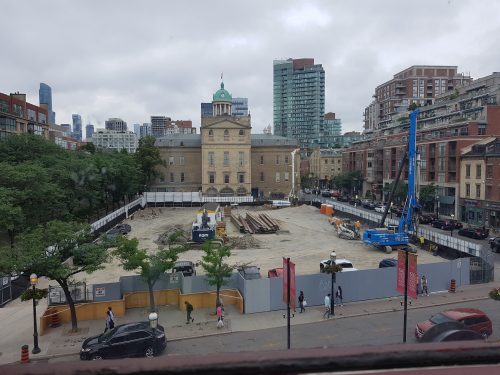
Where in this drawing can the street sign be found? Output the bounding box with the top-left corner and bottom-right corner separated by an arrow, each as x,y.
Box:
282,257 -> 296,309
396,250 -> 417,299
95,287 -> 106,297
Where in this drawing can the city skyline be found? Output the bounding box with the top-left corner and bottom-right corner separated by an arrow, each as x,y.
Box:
1,1 -> 499,134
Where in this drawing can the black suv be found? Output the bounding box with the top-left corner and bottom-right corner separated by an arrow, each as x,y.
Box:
489,237 -> 500,253
418,214 -> 436,224
80,322 -> 166,360
431,220 -> 455,230
458,227 -> 488,240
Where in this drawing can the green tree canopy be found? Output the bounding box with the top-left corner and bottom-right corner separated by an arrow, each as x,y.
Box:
134,136 -> 163,188
0,221 -> 110,331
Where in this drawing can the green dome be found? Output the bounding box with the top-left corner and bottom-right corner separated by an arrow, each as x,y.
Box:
213,82 -> 232,102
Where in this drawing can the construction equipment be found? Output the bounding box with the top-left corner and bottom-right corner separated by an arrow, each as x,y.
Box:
191,203 -> 223,243
330,217 -> 361,240
363,110 -> 420,253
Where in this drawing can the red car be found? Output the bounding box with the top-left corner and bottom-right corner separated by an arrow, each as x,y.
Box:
415,308 -> 492,340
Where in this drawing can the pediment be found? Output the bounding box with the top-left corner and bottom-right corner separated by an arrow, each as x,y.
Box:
202,118 -> 251,129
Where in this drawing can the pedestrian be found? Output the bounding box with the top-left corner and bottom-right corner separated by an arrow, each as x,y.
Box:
450,227 -> 454,237
185,301 -> 194,324
298,291 -> 305,313
323,294 -> 331,319
336,286 -> 343,306
421,275 -> 429,296
104,306 -> 115,332
216,305 -> 224,328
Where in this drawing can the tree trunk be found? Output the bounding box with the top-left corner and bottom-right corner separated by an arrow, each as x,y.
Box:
216,285 -> 221,311
148,281 -> 156,312
60,281 -> 78,332
8,230 -> 14,249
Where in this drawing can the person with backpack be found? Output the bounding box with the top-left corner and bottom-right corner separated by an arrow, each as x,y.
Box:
185,301 -> 194,324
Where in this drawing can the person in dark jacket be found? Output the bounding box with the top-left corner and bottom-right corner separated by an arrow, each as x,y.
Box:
298,291 -> 305,313
185,301 -> 194,324
336,286 -> 343,306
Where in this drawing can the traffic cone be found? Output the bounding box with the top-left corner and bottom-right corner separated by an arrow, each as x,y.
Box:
449,279 -> 456,293
50,309 -> 61,328
21,345 -> 29,364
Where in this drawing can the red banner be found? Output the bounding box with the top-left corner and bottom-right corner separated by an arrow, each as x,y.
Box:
282,257 -> 296,309
396,250 -> 418,299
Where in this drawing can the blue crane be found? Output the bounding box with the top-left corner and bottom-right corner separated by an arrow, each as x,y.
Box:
363,109 -> 420,253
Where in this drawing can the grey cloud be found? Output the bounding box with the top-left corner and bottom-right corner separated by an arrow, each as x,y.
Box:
1,0 -> 500,134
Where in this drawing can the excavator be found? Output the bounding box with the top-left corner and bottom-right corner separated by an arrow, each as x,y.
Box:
363,110 -> 420,253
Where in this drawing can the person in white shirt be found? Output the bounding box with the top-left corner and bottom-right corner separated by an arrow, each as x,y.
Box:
323,294 -> 331,319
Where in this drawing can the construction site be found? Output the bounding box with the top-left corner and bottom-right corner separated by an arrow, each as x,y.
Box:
72,203 -> 444,285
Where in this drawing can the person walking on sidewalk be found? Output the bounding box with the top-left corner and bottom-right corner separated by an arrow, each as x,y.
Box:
323,294 -> 331,319
336,286 -> 343,306
216,305 -> 224,328
185,301 -> 194,324
298,291 -> 306,313
104,307 -> 115,332
421,275 -> 429,296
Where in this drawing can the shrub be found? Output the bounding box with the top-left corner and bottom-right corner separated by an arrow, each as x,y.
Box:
489,287 -> 500,301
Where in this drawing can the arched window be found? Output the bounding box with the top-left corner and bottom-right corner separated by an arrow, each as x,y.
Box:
208,130 -> 214,137
224,129 -> 229,137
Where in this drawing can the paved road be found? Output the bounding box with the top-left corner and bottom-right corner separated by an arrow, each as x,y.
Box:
165,299 -> 500,356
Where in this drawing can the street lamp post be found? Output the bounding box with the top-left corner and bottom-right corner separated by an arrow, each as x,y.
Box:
330,251 -> 336,317
436,195 -> 440,219
30,274 -> 41,354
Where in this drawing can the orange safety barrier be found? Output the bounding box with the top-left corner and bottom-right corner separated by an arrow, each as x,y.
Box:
325,205 -> 334,216
50,308 -> 62,328
320,204 -> 326,214
449,279 -> 456,293
21,345 -> 29,364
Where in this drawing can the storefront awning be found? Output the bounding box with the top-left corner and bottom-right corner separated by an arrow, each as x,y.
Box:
439,196 -> 455,205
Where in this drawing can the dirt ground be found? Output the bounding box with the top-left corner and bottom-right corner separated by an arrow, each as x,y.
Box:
75,205 -> 444,284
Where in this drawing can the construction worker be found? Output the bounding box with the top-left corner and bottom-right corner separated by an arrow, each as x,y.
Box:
419,235 -> 425,248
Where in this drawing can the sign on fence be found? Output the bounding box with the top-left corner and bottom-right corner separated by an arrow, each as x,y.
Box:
95,287 -> 106,297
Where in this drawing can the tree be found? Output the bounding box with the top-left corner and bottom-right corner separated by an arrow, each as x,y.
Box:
408,102 -> 418,111
200,242 -> 234,308
0,221 -> 109,332
419,183 -> 437,211
0,188 -> 25,247
113,235 -> 187,312
384,181 -> 408,205
134,136 -> 163,188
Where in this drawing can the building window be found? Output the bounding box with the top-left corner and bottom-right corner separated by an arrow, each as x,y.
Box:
466,183 -> 470,197
170,173 -> 174,183
276,155 -> 280,165
285,155 -> 289,164
324,159 -> 328,164
260,172 -> 264,182
239,152 -> 244,166
284,172 -> 289,182
169,156 -> 174,165
180,172 -> 185,182
179,156 -> 185,165
476,165 -> 481,179
276,172 -> 280,183
238,173 -> 245,183
478,124 -> 486,135
209,130 -> 214,137
476,184 -> 481,198
224,174 -> 230,184
209,173 -> 215,183
224,129 -> 229,138
208,152 -> 214,167
260,155 -> 264,165
486,165 -> 493,179
465,164 -> 470,178
239,129 -> 244,136
486,185 -> 492,199
224,151 -> 229,166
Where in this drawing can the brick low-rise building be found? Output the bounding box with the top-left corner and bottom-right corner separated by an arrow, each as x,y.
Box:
0,92 -> 49,139
344,72 -> 500,218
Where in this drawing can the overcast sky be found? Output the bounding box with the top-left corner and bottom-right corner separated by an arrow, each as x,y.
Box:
1,0 -> 499,136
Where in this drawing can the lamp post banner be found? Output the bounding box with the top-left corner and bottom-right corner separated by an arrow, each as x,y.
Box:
282,258 -> 296,309
396,250 -> 418,298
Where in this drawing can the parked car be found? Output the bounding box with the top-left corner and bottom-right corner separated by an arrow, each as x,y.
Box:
330,191 -> 342,198
448,220 -> 463,229
458,227 -> 489,240
374,205 -> 386,213
431,219 -> 455,231
349,198 -> 362,206
321,190 -> 331,197
337,196 -> 349,202
378,258 -> 397,268
391,207 -> 403,217
303,188 -> 312,194
80,322 -> 166,360
415,308 -> 492,341
268,267 -> 284,278
418,214 -> 436,224
105,223 -> 132,239
172,261 -> 196,276
489,237 -> 500,253
320,258 -> 358,273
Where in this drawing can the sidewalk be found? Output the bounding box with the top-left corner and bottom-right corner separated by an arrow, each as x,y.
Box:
0,282 -> 496,365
